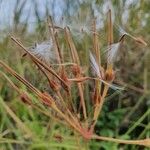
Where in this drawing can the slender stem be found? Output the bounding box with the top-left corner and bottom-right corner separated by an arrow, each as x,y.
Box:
64,27 -> 87,119
0,138 -> 28,144
0,71 -> 21,94
10,36 -> 68,88
93,85 -> 109,121
125,109 -> 150,136
92,134 -> 150,147
0,97 -> 33,138
0,60 -> 41,96
107,9 -> 113,71
77,83 -> 87,119
52,104 -> 82,133
107,9 -> 113,45
56,91 -> 81,128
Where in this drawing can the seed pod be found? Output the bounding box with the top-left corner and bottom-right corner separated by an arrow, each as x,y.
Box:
105,68 -> 115,82
41,92 -> 54,106
71,65 -> 81,76
20,92 -> 32,105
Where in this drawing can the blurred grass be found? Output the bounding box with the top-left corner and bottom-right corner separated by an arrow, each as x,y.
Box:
0,0 -> 150,149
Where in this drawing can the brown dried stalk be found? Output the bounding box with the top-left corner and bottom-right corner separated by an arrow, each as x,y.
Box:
10,36 -> 68,90
65,27 -> 87,120
0,10 -> 149,147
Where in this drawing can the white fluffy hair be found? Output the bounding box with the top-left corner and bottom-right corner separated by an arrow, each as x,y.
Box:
107,42 -> 122,64
29,41 -> 55,64
90,51 -> 124,90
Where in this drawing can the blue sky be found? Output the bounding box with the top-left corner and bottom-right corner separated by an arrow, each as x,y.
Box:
0,0 -> 141,34
0,0 -> 65,31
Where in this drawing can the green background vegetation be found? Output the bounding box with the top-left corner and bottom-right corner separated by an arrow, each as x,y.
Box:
0,0 -> 150,149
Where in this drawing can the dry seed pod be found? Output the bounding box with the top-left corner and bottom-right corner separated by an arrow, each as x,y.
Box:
105,69 -> 115,82
90,52 -> 123,90
41,92 -> 54,106
107,41 -> 122,64
118,25 -> 147,46
90,51 -> 104,79
49,80 -> 60,91
71,65 -> 81,76
20,92 -> 32,105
